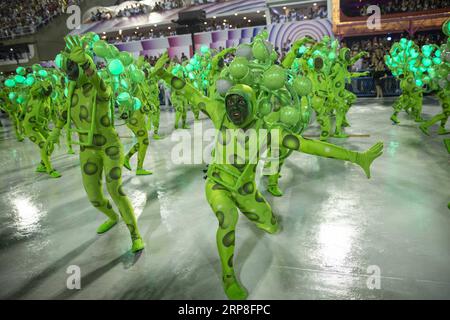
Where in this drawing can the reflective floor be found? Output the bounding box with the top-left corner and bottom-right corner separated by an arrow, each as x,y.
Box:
0,97 -> 449,300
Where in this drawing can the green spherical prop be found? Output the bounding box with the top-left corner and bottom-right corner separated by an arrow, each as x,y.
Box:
293,77 -> 312,96
14,75 -> 25,84
16,67 -> 26,76
131,69 -> 145,83
229,57 -> 249,79
108,59 -> 124,76
38,70 -> 48,78
133,97 -> 142,110
200,45 -> 209,54
261,65 -> 286,90
119,51 -> 134,66
55,54 -> 63,69
280,107 -> 300,126
109,45 -> 119,58
25,76 -> 35,87
252,40 -> 270,61
93,40 -> 110,58
259,101 -> 272,117
8,92 -> 16,100
5,78 -> 16,88
117,92 -> 131,105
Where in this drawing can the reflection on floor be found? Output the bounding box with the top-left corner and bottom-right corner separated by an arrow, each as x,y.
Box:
0,97 -> 449,299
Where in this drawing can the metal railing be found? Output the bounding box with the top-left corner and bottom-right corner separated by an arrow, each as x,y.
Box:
346,74 -> 401,97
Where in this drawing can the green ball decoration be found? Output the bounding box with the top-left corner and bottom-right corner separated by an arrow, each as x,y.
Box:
422,45 -> 433,57
261,65 -> 287,91
14,75 -> 25,84
259,101 -> 272,116
109,45 -> 120,58
93,40 -> 110,58
117,92 -> 131,105
422,58 -> 432,67
293,77 -> 312,96
432,57 -> 442,65
16,67 -> 26,76
25,76 -> 35,87
119,51 -> 134,66
280,107 -> 300,126
133,97 -> 142,110
55,54 -> 63,69
8,92 -> 16,100
131,69 -> 145,83
16,96 -> 24,104
5,79 -> 16,88
200,45 -> 209,54
108,59 -> 124,76
38,70 -> 48,78
229,57 -> 249,79
252,40 -> 270,61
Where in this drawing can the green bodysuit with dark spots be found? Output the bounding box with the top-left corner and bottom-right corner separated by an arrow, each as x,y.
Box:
23,80 -> 61,178
156,53 -> 383,300
49,36 -> 145,253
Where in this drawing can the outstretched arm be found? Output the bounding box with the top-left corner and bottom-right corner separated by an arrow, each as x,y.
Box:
350,51 -> 368,65
350,71 -> 370,78
279,130 -> 383,178
153,53 -> 223,123
282,38 -> 315,69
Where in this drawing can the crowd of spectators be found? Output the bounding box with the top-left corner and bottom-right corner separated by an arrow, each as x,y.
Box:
89,0 -> 223,23
152,0 -> 185,12
344,0 -> 450,17
90,3 -> 147,22
271,5 -> 327,24
342,32 -> 445,73
0,0 -> 81,39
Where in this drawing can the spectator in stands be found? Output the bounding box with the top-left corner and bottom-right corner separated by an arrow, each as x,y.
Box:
0,0 -> 80,39
271,5 -> 328,24
344,0 -> 449,17
372,60 -> 387,98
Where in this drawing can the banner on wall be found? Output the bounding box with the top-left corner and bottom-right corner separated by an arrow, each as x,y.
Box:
112,19 -> 333,58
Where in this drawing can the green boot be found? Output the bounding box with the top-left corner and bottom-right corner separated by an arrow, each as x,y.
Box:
267,174 -> 283,197
223,275 -> 248,300
97,218 -> 118,234
131,237 -> 145,253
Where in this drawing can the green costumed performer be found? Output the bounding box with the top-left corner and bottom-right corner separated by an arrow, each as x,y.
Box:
385,38 -> 441,124
21,69 -> 62,178
154,52 -> 383,300
1,78 -> 25,142
171,88 -> 189,129
48,36 -> 145,253
419,19 -> 450,136
139,59 -> 162,139
92,41 -> 154,176
328,47 -> 369,138
148,77 -> 162,139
